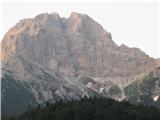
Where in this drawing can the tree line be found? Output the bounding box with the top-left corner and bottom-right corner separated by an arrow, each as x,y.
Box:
3,97 -> 160,120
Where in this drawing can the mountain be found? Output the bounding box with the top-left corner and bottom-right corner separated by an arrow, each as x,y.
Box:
1,12 -> 160,116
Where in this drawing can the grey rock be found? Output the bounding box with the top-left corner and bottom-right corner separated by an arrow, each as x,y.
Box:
1,12 -> 160,116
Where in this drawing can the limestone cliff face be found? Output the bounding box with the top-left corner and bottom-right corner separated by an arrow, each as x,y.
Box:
1,12 -> 156,80
1,12 -> 160,116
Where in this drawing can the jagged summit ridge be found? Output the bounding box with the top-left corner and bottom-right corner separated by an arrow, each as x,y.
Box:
2,12 -> 157,87
2,11 -> 157,89
2,12 -> 117,77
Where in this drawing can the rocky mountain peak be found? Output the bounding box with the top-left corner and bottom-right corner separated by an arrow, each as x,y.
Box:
1,12 -> 159,116
70,12 -> 82,18
2,12 -> 156,79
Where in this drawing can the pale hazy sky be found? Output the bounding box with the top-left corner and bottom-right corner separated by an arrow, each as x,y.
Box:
1,2 -> 159,58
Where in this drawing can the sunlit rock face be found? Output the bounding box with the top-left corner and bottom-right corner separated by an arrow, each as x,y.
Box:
2,12 -> 156,79
1,12 -> 160,116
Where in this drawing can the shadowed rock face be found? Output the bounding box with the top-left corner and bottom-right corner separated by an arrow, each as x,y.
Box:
1,12 -> 160,116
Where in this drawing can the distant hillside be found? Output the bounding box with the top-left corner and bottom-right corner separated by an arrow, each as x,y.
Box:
4,97 -> 160,120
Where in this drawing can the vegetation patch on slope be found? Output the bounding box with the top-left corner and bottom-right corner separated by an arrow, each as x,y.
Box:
124,73 -> 160,107
4,97 -> 160,120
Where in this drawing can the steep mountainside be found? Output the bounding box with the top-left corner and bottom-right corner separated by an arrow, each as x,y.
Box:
1,12 -> 160,116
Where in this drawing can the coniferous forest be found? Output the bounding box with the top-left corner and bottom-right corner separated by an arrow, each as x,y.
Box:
4,97 -> 160,120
